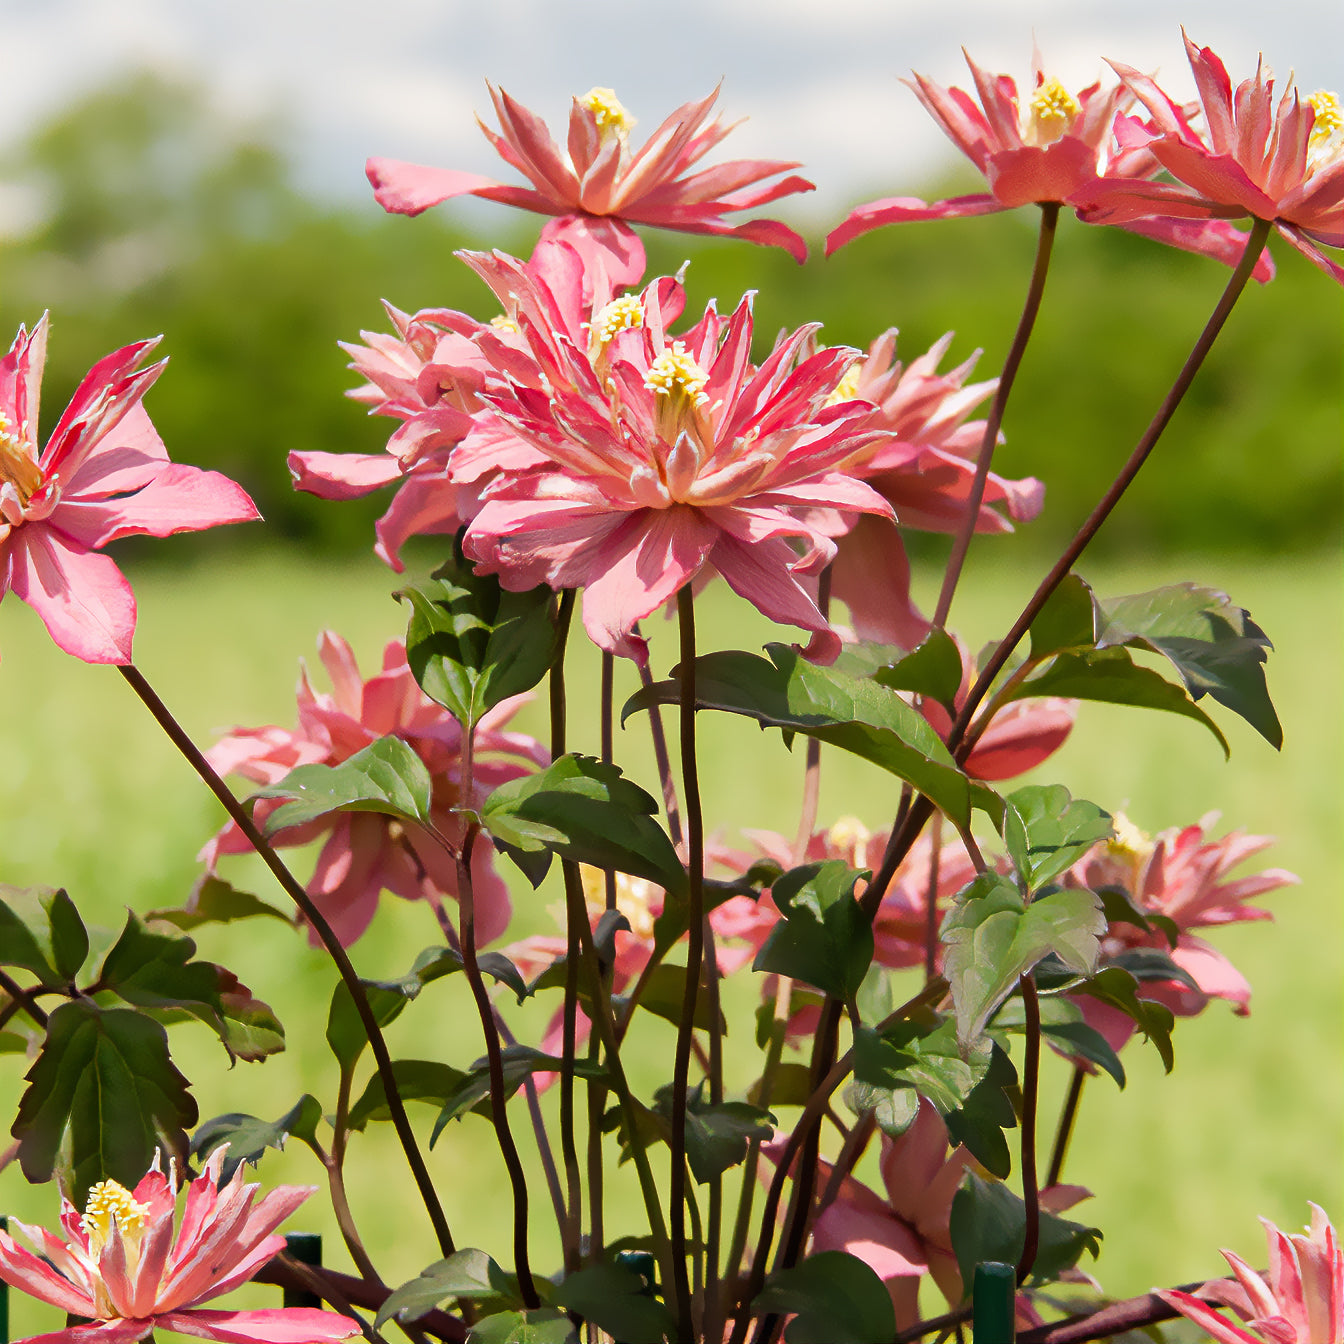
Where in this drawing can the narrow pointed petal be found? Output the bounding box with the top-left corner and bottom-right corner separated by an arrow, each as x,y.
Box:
366,158 -> 504,215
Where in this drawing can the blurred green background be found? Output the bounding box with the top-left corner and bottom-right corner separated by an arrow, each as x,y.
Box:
0,72 -> 1339,1334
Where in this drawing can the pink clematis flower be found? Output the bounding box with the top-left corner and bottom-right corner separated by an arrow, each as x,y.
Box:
1157,1205 -> 1342,1344
201,630 -> 548,948
1061,812 -> 1298,1053
823,330 -> 1042,647
827,48 -> 1275,280
290,302 -> 500,570
0,1146 -> 359,1344
1082,35 -> 1344,282
451,245 -> 895,665
806,1100 -> 971,1330
368,84 -> 814,284
0,316 -> 259,664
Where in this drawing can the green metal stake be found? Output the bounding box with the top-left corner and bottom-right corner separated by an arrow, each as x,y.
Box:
283,1232 -> 323,1309
973,1261 -> 1015,1344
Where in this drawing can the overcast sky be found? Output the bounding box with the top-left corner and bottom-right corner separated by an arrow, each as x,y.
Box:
3,0 -> 1342,226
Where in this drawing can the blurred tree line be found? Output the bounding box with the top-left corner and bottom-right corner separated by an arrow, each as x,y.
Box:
1,73 -> 1337,565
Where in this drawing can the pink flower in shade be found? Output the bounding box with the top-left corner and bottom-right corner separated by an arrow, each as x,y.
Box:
0,316 -> 259,664
822,330 -> 1043,647
1082,36 -> 1344,283
1157,1205 -> 1342,1344
1061,812 -> 1298,1053
289,302 -> 503,570
807,1100 -> 971,1330
451,246 -> 895,666
367,84 -> 815,285
826,49 -> 1275,281
0,1146 -> 359,1344
201,631 -> 548,948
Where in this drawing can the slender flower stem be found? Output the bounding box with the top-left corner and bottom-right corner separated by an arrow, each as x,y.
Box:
946,217 -> 1273,753
933,203 -> 1059,629
455,823 -> 539,1307
1046,1064 -> 1088,1189
0,968 -> 47,1028
700,917 -> 727,1344
548,591 -> 583,1273
328,1071 -> 384,1285
117,663 -> 456,1260
635,622 -> 684,849
1015,974 -> 1042,1285
792,567 -> 831,860
669,586 -> 706,1340
923,812 -> 944,981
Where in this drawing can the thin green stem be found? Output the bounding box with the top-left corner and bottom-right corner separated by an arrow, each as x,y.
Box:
669,586 -> 706,1339
1046,1064 -> 1088,1189
932,203 -> 1060,630
117,663 -> 455,1259
329,1068 -> 384,1285
635,623 -> 684,849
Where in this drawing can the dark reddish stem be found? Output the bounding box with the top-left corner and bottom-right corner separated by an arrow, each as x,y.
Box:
117,662 -> 455,1259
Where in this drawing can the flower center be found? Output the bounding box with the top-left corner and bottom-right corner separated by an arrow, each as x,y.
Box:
1307,90 -> 1343,171
1104,812 -> 1154,883
826,816 -> 872,870
490,314 -> 520,335
1026,77 -> 1082,145
645,341 -> 710,446
580,865 -> 658,942
579,88 -> 635,140
0,410 -> 42,506
588,295 -> 644,355
82,1180 -> 152,1261
824,360 -> 864,408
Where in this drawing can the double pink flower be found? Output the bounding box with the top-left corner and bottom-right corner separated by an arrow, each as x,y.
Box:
0,317 -> 258,664
451,243 -> 894,665
368,84 -> 814,283
0,1147 -> 358,1344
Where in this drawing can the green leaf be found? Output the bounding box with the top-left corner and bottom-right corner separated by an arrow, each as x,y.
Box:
847,1016 -> 989,1136
1098,584 -> 1280,748
752,862 -> 872,1003
622,644 -> 974,829
377,1250 -> 522,1330
1027,573 -> 1099,659
1008,647 -> 1229,756
146,877 -> 289,931
942,874 -> 1105,1046
99,913 -> 223,1024
1072,966 -> 1177,1072
481,755 -> 685,897
254,735 -> 433,834
870,628 -> 965,713
753,1251 -> 897,1344
950,1173 -> 1101,1291
191,1095 -> 322,1179
348,1060 -> 470,1131
994,996 -> 1125,1088
943,1040 -> 1018,1178
0,886 -> 89,987
215,968 -> 286,1061
618,962 -> 722,1033
431,1046 -> 606,1141
14,1001 -> 197,1201
650,1086 -> 775,1183
466,1310 -> 576,1344
552,1263 -> 675,1344
1001,786 -> 1112,891
325,979 -> 412,1074
398,557 -> 558,729
1096,885 -> 1179,948
747,1062 -> 815,1109
650,874 -> 769,960
369,945 -> 530,1006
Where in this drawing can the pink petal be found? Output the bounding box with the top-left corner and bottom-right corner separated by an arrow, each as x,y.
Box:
366,158 -> 504,215
829,515 -> 931,648
1154,1290 -> 1261,1344
17,1323 -> 155,1344
154,1309 -> 360,1344
5,526 -> 136,663
288,451 -> 402,499
0,1229 -> 97,1315
827,195 -> 1003,253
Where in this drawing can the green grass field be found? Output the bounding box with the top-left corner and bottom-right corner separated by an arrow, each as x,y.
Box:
0,541 -> 1338,1333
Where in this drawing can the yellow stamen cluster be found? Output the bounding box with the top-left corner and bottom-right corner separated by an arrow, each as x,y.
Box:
1308,90 -> 1343,142
824,361 -> 864,408
490,314 -> 520,335
579,88 -> 635,139
1105,811 -> 1154,881
588,295 -> 644,353
82,1180 -> 152,1258
827,816 -> 872,870
0,411 -> 42,504
644,343 -> 710,406
580,865 -> 658,942
1026,77 -> 1082,145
